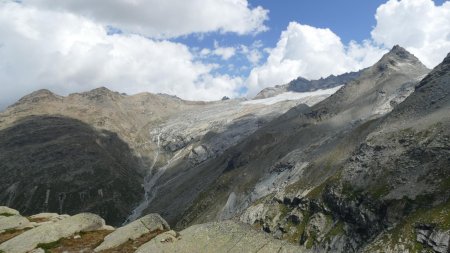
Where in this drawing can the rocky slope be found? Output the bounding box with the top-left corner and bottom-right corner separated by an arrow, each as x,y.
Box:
175,45 -> 430,227
0,116 -> 143,226
0,76 -> 337,226
0,206 -> 304,253
171,46 -> 450,252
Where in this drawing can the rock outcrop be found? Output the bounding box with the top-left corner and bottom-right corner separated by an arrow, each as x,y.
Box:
136,220 -> 303,253
94,213 -> 169,252
0,207 -> 19,216
0,211 -> 106,253
415,224 -> 450,253
0,215 -> 31,233
0,207 -> 307,253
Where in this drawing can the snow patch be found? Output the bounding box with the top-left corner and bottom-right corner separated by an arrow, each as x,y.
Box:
243,86 -> 343,106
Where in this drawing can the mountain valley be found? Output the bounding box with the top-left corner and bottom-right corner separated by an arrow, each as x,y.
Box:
0,46 -> 449,253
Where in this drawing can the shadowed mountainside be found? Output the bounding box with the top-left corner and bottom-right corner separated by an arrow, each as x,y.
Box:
0,116 -> 143,225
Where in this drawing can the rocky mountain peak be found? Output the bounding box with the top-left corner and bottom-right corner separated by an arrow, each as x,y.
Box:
76,86 -> 122,102
441,52 -> 450,67
376,45 -> 426,71
12,89 -> 60,107
29,88 -> 54,96
87,86 -> 117,96
389,45 -> 412,59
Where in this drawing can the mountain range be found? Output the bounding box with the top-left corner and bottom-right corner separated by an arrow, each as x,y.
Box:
0,45 -> 449,252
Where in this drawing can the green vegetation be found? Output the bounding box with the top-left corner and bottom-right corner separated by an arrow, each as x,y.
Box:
305,181 -> 328,199
253,193 -> 275,206
278,204 -> 290,217
368,199 -> 450,252
341,181 -> 363,200
305,231 -> 317,249
439,176 -> 450,192
296,211 -> 311,246
369,183 -> 390,199
327,221 -> 345,238
0,213 -> 15,217
37,239 -> 61,253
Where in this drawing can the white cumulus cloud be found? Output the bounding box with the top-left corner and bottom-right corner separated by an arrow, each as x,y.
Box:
240,41 -> 264,65
0,1 -> 243,108
246,0 -> 450,97
246,22 -> 385,96
372,0 -> 450,67
213,41 -> 236,60
25,0 -> 269,38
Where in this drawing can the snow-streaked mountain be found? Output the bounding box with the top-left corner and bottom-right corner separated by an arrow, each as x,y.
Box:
254,70 -> 362,99
243,85 -> 342,106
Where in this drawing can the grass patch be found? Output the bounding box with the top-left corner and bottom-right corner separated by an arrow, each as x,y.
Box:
41,230 -> 113,253
294,166 -> 342,200
369,184 -> 390,199
0,213 -> 15,217
253,193 -> 275,206
278,204 -> 290,217
324,221 -> 345,243
104,229 -> 163,253
292,211 -> 311,246
341,181 -> 364,201
37,240 -> 61,252
305,231 -> 317,249
305,181 -> 327,199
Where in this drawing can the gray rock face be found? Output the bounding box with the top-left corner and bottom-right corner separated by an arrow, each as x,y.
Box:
136,220 -> 305,253
94,213 -> 169,252
0,215 -> 31,233
0,206 -> 20,216
306,213 -> 331,242
240,203 -> 266,225
416,224 -> 450,253
0,116 -> 144,226
254,70 -> 362,99
188,145 -> 209,164
0,213 -> 105,253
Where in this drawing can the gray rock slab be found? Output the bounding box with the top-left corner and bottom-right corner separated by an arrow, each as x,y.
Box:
135,220 -> 306,253
0,206 -> 20,216
0,215 -> 30,233
94,213 -> 169,252
0,213 -> 105,253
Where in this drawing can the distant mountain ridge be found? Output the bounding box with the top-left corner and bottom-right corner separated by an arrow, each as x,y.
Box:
254,70 -> 363,99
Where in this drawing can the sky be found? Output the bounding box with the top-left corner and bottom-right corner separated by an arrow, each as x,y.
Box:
0,0 -> 449,109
